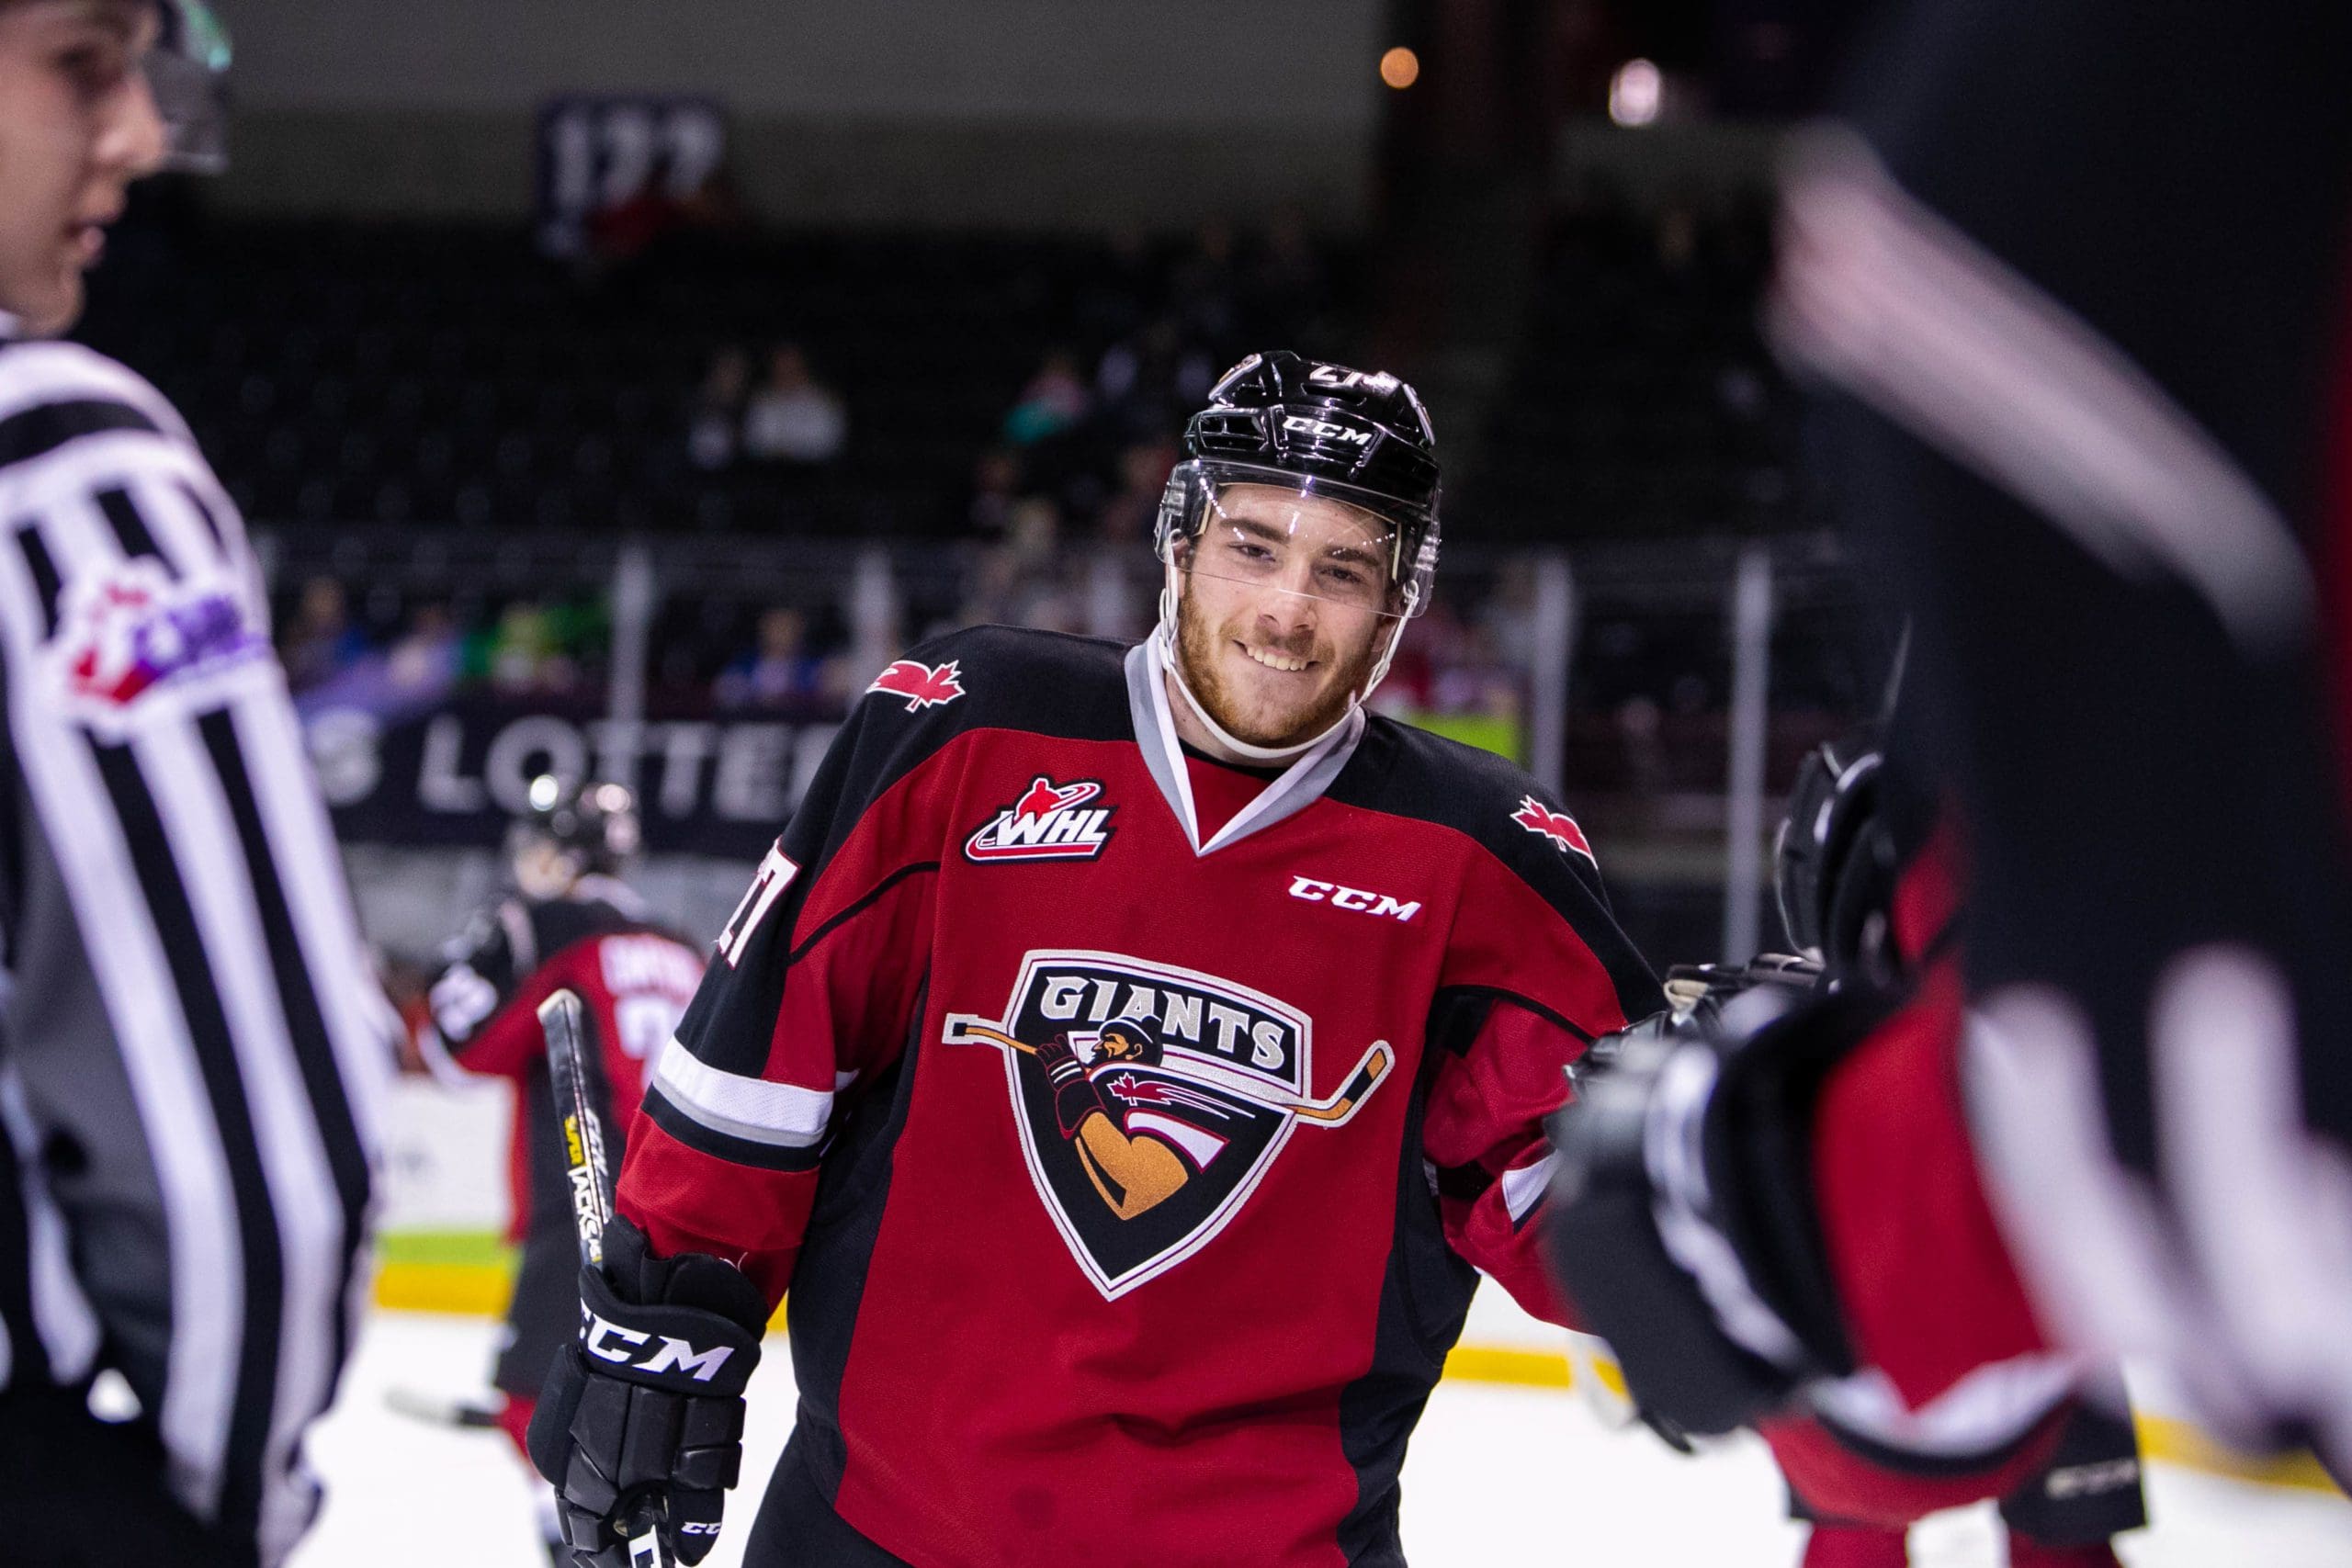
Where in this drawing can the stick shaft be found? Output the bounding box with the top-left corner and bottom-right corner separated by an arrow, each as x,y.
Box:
539,988 -> 672,1567
539,988 -> 615,1269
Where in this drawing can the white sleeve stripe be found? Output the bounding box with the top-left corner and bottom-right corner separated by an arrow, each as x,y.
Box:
0,537 -> 243,1512
0,343 -> 189,438
1770,132 -> 2312,653
0,1070 -> 103,1383
228,693 -> 391,1156
651,1037 -> 834,1149
1499,1151 -> 1556,1223
130,721 -> 348,1562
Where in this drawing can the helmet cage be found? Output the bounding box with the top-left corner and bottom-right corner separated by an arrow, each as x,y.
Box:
1154,459 -> 1437,621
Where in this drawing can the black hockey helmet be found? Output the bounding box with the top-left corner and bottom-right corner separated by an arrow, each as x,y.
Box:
1156,352 -> 1442,618
511,775 -> 642,879
1773,726 -> 1898,979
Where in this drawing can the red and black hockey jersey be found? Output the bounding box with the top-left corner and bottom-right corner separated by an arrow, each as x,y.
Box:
617,626 -> 1660,1567
429,881 -> 702,1262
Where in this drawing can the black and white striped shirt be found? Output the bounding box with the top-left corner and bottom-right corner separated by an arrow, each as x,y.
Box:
0,317 -> 385,1565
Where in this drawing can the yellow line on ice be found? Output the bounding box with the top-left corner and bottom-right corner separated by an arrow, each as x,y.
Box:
371,1263 -> 2341,1497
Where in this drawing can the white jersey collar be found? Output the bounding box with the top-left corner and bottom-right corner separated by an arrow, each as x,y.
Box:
1123,629 -> 1364,857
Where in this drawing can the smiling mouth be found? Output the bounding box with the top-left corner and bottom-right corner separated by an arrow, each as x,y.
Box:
1238,642 -> 1313,674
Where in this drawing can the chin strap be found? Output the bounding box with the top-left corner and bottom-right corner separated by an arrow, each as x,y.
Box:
1154,557 -> 1410,766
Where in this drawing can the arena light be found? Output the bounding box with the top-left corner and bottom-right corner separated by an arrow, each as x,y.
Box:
1609,59 -> 1662,126
1380,47 -> 1420,90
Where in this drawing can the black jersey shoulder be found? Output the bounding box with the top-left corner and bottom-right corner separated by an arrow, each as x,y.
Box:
865,624 -> 1135,744
1331,716 -> 1606,893
525,891 -> 672,961
1334,716 -> 1660,1018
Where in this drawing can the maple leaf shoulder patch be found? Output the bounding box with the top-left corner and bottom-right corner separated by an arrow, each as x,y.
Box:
867,658 -> 966,712
1511,794 -> 1596,866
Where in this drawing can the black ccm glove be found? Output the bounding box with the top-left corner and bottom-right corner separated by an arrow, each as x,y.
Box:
1545,957 -> 1886,1440
529,1215 -> 769,1566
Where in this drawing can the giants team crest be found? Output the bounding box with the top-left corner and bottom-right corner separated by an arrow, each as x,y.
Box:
944,951 -> 1390,1298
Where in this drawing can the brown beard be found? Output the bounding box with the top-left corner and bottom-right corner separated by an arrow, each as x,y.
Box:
1172,577 -> 1385,749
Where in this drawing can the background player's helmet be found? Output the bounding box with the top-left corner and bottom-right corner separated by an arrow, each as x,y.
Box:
508,776 -> 643,888
151,0 -> 234,175
1093,1018 -> 1161,1068
1155,351 -> 1442,621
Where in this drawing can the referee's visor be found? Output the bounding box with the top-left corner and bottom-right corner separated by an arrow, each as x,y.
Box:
150,0 -> 231,175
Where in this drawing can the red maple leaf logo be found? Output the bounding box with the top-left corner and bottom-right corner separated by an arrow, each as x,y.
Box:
867,659 -> 966,712
1512,795 -> 1596,865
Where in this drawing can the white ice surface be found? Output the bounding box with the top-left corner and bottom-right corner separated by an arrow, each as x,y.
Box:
293,1309 -> 2352,1567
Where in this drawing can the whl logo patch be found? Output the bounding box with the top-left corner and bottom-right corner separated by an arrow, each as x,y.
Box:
45,558 -> 268,739
944,951 -> 1390,1298
867,658 -> 965,712
1512,795 -> 1596,866
966,776 -> 1115,863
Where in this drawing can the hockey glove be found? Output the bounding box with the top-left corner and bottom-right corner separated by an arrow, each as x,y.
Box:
528,1214 -> 768,1567
1546,964 -> 1882,1440
1036,1032 -> 1111,1138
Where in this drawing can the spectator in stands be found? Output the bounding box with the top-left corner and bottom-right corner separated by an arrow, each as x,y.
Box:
387,603 -> 462,701
714,607 -> 836,712
687,346 -> 752,472
741,343 -> 847,466
961,497 -> 1081,633
1093,439 -> 1177,543
1239,209 -> 1327,345
282,575 -> 368,692
481,602 -> 581,695
963,447 -> 1023,539
1001,348 -> 1091,447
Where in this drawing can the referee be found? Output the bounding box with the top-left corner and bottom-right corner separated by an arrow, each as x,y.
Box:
0,5 -> 387,1565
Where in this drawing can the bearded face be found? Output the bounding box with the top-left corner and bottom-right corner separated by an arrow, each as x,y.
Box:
1170,484 -> 1398,750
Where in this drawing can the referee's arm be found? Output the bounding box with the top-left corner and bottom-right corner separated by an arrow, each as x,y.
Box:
0,338 -> 387,1565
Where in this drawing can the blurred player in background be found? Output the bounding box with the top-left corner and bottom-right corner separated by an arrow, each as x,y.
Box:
425,776 -> 702,1562
1546,0 -> 2352,1528
0,4 -> 389,1564
1768,733 -> 2145,1568
524,352 -> 1676,1567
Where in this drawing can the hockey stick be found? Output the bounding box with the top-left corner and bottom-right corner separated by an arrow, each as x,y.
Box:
383,1385 -> 503,1430
541,988 -> 668,1568
941,1014 -> 1391,1125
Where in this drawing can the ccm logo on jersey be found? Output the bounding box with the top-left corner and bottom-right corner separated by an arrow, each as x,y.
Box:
1511,795 -> 1596,865
967,777 -> 1115,863
579,1307 -> 738,1382
867,658 -> 965,712
1287,875 -> 1419,922
1282,414 -> 1373,446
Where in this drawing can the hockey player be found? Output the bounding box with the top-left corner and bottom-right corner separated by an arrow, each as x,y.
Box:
526,352 -> 1668,1567
426,778 -> 702,1554
1770,734 -> 2146,1568
0,6 -> 386,1566
1545,0 -> 2352,1501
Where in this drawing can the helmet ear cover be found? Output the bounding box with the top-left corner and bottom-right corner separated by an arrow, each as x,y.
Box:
1773,733 -> 1883,961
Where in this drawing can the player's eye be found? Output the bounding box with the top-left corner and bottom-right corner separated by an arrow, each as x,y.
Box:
55,39 -> 132,98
